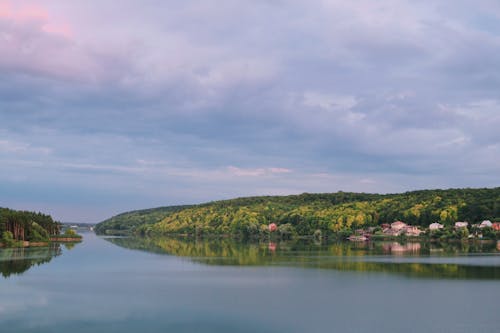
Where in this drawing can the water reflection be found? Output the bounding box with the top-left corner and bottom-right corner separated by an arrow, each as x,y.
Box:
382,242 -> 421,254
0,245 -> 62,278
105,237 -> 500,280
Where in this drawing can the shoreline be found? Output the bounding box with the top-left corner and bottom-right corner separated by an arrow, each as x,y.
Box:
0,237 -> 82,249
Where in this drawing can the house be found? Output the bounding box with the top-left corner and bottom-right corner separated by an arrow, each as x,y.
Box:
404,226 -> 422,236
479,220 -> 492,228
381,223 -> 391,231
492,222 -> 500,231
455,221 -> 469,229
429,222 -> 444,231
391,221 -> 407,231
383,228 -> 402,236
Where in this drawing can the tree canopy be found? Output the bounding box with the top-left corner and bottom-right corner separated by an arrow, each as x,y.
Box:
95,187 -> 500,238
0,208 -> 61,242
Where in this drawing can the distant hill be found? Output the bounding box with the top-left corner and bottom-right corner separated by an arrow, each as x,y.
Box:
95,188 -> 500,237
94,205 -> 192,235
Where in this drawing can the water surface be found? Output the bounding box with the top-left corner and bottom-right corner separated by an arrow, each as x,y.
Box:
0,233 -> 498,333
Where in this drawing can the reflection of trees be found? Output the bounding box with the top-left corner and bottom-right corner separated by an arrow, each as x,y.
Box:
64,243 -> 76,250
106,237 -> 500,280
0,244 -> 62,278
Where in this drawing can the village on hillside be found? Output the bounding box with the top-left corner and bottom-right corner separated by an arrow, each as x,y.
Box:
348,220 -> 500,242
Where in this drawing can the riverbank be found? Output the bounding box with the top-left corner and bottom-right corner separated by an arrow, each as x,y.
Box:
0,236 -> 82,248
50,236 -> 83,242
0,241 -> 49,248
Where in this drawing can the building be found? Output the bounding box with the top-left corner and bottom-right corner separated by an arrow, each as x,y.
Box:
455,221 -> 469,229
479,220 -> 492,228
383,228 -> 402,236
492,222 -> 500,231
381,223 -> 391,230
391,221 -> 407,231
429,222 -> 444,231
404,226 -> 422,236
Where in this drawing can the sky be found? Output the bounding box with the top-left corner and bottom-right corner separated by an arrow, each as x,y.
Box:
1,0 -> 499,222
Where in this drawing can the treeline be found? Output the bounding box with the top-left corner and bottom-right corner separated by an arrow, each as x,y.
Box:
94,205 -> 192,235
0,208 -> 61,243
95,188 -> 500,238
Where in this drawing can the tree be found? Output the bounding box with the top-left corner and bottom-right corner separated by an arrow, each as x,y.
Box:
2,231 -> 14,247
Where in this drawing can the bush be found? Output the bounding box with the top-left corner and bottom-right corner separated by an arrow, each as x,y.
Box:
28,222 -> 49,242
457,228 -> 469,240
2,231 -> 14,247
278,223 -> 297,239
313,229 -> 322,240
64,229 -> 77,237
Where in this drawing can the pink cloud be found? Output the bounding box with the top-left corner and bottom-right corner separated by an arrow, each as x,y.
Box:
0,1 -> 110,82
0,2 -> 48,21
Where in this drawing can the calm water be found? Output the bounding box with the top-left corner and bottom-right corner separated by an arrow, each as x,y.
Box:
0,233 -> 499,333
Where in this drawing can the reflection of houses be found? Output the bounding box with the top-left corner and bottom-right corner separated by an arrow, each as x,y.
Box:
479,220 -> 492,228
382,242 -> 421,254
429,222 -> 444,231
455,222 -> 468,229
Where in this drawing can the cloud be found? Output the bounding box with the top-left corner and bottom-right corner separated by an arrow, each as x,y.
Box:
1,0 -> 499,221
227,166 -> 292,177
303,92 -> 358,112
0,139 -> 51,155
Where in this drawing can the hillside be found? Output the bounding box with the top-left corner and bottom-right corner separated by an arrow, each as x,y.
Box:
95,188 -> 500,237
94,205 -> 192,235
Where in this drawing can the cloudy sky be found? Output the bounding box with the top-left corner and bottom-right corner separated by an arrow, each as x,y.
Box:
1,0 -> 499,222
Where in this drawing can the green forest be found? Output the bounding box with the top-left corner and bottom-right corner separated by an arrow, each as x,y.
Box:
95,187 -> 500,238
94,205 -> 192,235
0,208 -> 61,246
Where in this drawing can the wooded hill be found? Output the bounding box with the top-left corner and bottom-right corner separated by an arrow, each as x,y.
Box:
94,205 -> 192,235
0,208 -> 61,243
95,187 -> 500,238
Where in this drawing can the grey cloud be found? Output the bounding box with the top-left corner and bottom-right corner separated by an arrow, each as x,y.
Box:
1,0 -> 500,221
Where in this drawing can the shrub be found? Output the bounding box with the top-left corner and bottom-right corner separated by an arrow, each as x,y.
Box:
64,229 -> 77,237
2,231 -> 14,247
28,222 -> 49,242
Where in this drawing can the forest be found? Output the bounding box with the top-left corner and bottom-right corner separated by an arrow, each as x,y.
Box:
0,208 -> 61,245
94,205 -> 192,235
95,187 -> 500,238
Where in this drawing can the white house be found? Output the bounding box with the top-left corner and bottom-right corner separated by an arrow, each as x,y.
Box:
391,221 -> 407,231
480,220 -> 492,228
455,221 -> 469,229
429,222 -> 444,230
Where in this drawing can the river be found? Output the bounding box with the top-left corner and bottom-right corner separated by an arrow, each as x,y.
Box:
0,232 -> 498,332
